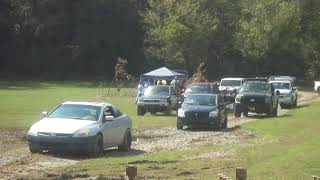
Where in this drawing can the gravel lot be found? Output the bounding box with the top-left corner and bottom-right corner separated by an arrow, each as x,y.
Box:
0,90 -> 318,179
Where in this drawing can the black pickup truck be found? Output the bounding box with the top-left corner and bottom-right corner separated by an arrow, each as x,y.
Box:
234,79 -> 279,117
137,85 -> 180,116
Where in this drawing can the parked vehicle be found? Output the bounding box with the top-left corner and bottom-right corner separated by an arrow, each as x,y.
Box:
268,76 -> 296,83
234,79 -> 279,117
219,78 -> 245,101
176,94 -> 228,130
27,101 -> 132,157
137,85 -> 179,116
183,83 -> 214,98
269,80 -> 298,108
315,81 -> 320,95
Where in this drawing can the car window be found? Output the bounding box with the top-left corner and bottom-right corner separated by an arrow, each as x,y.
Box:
186,85 -> 212,94
184,95 -> 217,106
144,86 -> 169,96
271,82 -> 291,90
112,107 -> 123,118
220,80 -> 241,86
104,106 -> 114,117
240,82 -> 270,93
48,104 -> 101,121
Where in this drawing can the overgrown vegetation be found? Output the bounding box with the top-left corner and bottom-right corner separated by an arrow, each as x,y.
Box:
1,0 -> 320,79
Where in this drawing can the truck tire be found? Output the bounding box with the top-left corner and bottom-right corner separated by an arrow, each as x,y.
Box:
29,145 -> 40,154
137,107 -> 145,116
165,107 -> 172,116
243,111 -> 248,117
266,103 -> 273,117
234,108 -> 241,118
176,122 -> 183,130
293,98 -> 297,108
221,117 -> 228,129
272,102 -> 278,117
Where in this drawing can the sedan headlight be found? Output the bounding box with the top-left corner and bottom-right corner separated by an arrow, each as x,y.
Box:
27,130 -> 38,136
73,129 -> 91,137
235,94 -> 242,103
209,110 -> 218,118
177,109 -> 185,118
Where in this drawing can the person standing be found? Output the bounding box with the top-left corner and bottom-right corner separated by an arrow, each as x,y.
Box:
136,81 -> 145,103
170,76 -> 180,95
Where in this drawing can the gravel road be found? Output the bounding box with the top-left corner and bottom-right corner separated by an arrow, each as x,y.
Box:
0,90 -> 318,179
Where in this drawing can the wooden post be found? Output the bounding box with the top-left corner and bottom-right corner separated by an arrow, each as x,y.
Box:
126,165 -> 137,180
218,173 -> 224,180
236,167 -> 247,180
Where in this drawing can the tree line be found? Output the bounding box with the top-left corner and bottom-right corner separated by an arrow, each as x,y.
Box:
0,0 -> 319,80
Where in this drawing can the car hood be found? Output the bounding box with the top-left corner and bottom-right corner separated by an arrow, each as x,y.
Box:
240,91 -> 269,97
29,118 -> 98,134
142,95 -> 169,99
219,86 -> 241,91
275,89 -> 291,94
182,105 -> 217,112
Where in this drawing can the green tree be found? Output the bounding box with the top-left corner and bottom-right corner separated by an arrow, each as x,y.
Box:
300,0 -> 320,79
235,0 -> 300,60
143,0 -> 218,71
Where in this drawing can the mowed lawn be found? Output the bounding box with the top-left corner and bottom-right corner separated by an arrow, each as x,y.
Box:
0,81 -> 176,128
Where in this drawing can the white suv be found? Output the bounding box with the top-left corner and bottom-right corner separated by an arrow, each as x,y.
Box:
269,80 -> 298,108
219,78 -> 245,93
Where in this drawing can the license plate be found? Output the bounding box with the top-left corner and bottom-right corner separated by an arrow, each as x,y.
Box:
249,107 -> 255,111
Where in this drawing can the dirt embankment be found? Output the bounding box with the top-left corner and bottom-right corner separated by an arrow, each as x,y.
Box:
0,91 -> 318,179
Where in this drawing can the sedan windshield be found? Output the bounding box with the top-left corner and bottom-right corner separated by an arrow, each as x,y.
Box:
48,104 -> 102,121
220,80 -> 241,86
184,95 -> 217,106
271,82 -> 290,90
144,86 -> 169,96
240,82 -> 270,92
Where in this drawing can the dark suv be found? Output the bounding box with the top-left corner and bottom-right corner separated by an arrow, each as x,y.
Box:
234,79 -> 279,117
137,85 -> 179,116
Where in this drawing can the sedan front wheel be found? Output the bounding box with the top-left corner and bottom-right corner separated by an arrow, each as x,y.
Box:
118,129 -> 132,151
29,145 -> 40,154
88,134 -> 104,158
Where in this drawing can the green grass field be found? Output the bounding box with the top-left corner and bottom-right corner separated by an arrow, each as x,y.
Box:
59,102 -> 320,180
1,81 -> 319,179
0,81 -> 176,128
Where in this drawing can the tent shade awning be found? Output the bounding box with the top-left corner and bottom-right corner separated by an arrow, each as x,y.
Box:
140,67 -> 187,80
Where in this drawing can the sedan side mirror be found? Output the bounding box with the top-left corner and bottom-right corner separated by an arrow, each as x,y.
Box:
41,111 -> 48,117
104,115 -> 114,122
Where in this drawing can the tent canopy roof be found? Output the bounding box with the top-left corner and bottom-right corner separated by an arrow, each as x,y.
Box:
141,67 -> 186,80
